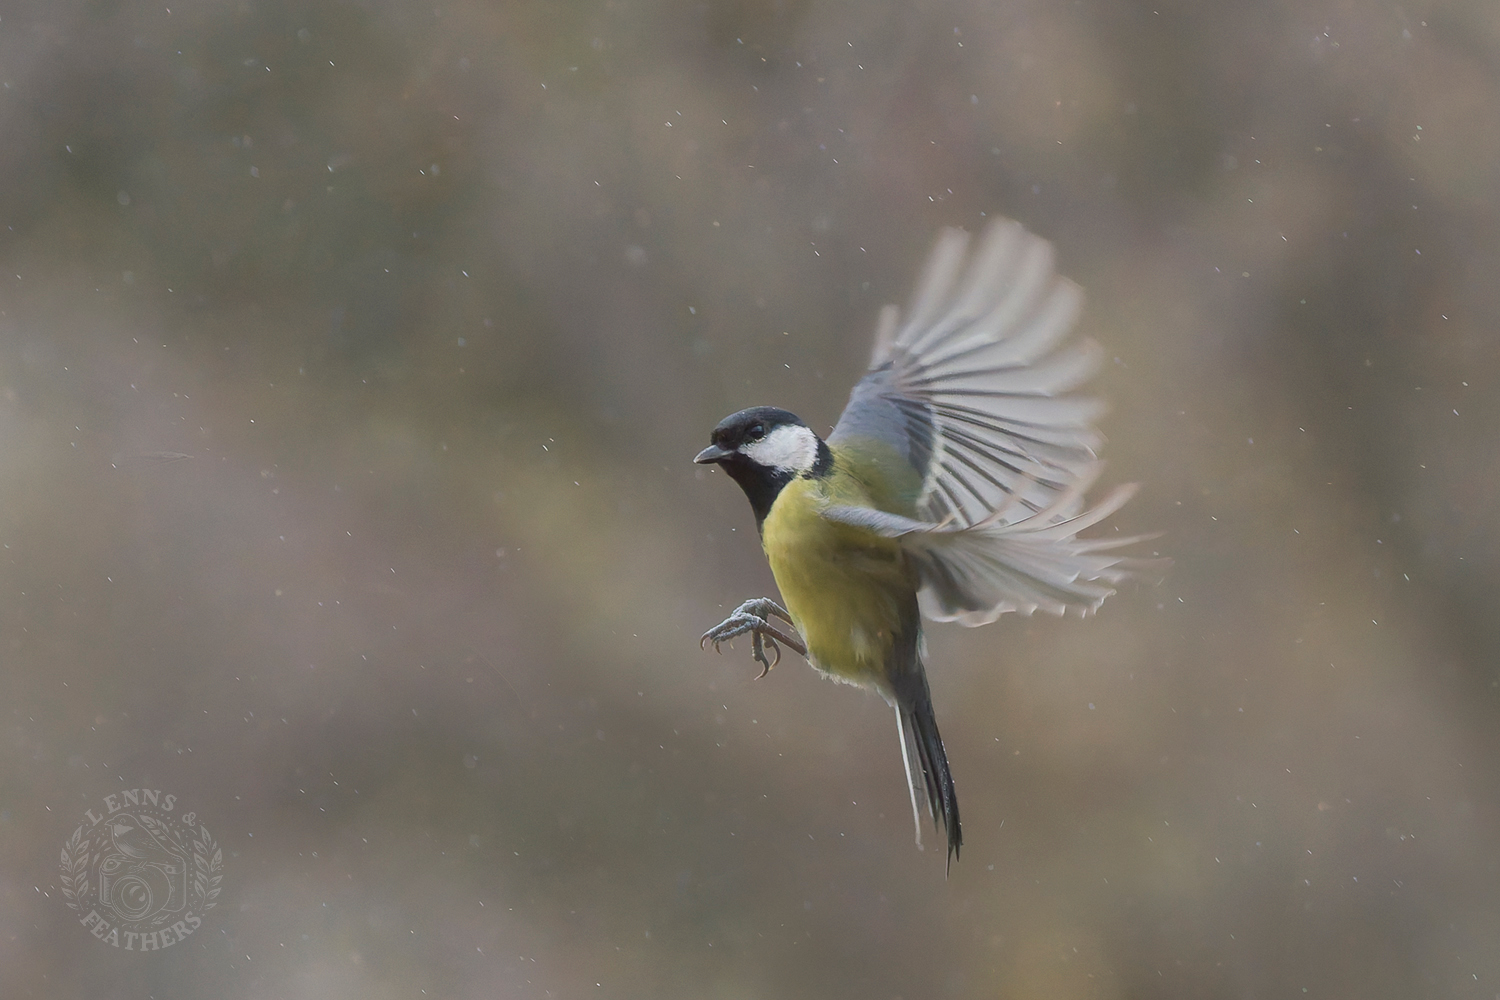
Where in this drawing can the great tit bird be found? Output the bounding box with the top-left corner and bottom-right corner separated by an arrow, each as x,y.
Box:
694,218 -> 1156,868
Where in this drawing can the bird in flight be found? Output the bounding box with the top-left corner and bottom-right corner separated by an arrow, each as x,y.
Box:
694,218 -> 1159,869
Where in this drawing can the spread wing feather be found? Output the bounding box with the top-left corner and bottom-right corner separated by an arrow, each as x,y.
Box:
822,466 -> 1161,622
828,219 -> 1157,621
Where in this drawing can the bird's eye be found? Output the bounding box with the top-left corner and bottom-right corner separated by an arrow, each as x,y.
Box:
747,423 -> 765,439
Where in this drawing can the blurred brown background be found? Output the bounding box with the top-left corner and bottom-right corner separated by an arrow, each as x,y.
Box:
2,0 -> 1497,996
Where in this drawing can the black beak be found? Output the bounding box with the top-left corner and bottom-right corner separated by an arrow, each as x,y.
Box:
694,443 -> 733,464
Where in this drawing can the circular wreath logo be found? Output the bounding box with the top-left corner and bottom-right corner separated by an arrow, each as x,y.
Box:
59,788 -> 223,950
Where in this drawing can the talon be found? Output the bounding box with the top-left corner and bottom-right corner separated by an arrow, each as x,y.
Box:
752,631 -> 779,679
699,599 -> 807,672
754,636 -> 781,679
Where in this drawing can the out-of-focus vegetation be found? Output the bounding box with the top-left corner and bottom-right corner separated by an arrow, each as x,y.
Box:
2,1 -> 1498,996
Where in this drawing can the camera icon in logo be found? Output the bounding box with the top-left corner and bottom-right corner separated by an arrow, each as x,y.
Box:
96,814 -> 188,924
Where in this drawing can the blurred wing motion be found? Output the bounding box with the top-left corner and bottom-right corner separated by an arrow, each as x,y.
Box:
827,219 -> 1159,622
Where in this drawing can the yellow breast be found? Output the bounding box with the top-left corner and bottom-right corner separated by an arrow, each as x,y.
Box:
759,475 -> 919,694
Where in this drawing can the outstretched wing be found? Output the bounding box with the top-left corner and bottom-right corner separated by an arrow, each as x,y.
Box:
822,465 -> 1160,623
829,218 -> 1102,527
827,220 -> 1156,621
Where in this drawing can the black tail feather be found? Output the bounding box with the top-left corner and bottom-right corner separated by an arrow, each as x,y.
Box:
896,670 -> 962,870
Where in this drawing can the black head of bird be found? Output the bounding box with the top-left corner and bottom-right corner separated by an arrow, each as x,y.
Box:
693,407 -> 832,526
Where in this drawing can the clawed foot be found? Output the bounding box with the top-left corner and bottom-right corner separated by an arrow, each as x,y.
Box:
700,598 -> 807,678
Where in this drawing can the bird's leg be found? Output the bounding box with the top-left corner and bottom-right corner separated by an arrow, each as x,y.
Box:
701,598 -> 806,678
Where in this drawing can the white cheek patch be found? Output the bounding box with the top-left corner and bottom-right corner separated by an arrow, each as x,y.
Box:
742,424 -> 819,474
